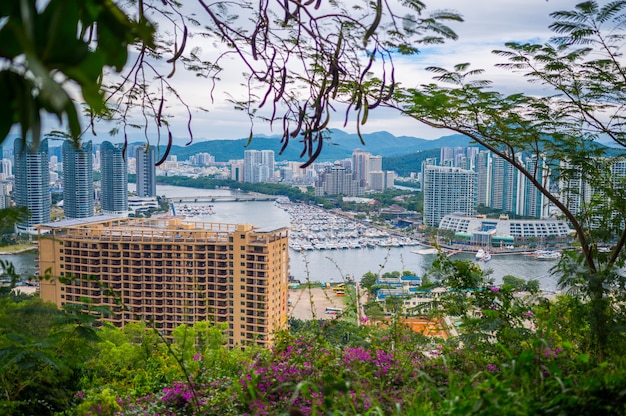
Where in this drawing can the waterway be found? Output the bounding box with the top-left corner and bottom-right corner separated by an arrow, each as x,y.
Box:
1,184 -> 561,291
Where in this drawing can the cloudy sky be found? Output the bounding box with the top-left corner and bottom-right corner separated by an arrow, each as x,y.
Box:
87,0 -> 575,144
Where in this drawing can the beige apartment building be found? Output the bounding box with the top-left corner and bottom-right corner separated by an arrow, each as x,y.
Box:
38,216 -> 289,347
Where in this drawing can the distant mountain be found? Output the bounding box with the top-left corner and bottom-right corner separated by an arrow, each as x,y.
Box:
2,129 -> 475,162
159,129 -> 475,162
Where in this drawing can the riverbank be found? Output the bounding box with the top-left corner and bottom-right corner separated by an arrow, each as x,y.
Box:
0,244 -> 38,255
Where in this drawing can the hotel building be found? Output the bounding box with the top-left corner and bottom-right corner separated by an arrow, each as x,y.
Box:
439,213 -> 572,247
38,217 -> 290,347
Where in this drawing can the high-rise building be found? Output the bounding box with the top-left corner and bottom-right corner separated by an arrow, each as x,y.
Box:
13,138 -> 50,233
189,152 -> 215,166
558,160 -> 592,216
0,181 -> 11,209
0,158 -> 12,179
423,165 -> 476,227
230,160 -> 244,182
261,150 -> 275,182
315,164 -> 364,196
352,149 -> 371,186
439,147 -> 454,166
476,150 -> 492,207
517,155 -> 550,218
490,154 -> 520,213
243,150 -> 275,183
368,171 -> 385,192
135,144 -> 157,197
100,141 -> 128,214
38,217 -> 289,347
63,140 -> 94,219
368,155 -> 382,172
385,171 -> 395,189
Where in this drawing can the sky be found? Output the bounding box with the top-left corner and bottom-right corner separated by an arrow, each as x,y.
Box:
64,0 -> 578,144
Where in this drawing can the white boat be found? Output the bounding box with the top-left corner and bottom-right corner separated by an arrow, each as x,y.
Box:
289,242 -> 302,251
535,250 -> 561,260
412,248 -> 439,255
482,252 -> 492,262
475,249 -> 485,260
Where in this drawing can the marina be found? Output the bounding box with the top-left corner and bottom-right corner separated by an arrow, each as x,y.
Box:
276,201 -> 422,251
0,184 -> 563,292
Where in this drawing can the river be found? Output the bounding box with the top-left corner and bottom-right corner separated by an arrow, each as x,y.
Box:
1,184 -> 561,291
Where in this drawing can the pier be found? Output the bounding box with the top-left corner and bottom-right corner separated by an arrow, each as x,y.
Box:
165,193 -> 278,203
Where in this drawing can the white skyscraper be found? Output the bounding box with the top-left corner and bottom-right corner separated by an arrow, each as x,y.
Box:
423,165 -> 476,227
243,149 -> 275,183
476,150 -> 492,207
315,164 -> 363,196
490,154 -> 520,213
517,155 -> 550,218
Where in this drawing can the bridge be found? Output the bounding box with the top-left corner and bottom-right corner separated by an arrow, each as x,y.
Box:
166,193 -> 279,203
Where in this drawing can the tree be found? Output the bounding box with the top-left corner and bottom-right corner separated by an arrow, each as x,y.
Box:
0,0 -> 154,149
0,298 -> 98,415
388,1 -> 626,357
503,275 -> 540,293
1,0 -> 461,168
360,271 -> 379,295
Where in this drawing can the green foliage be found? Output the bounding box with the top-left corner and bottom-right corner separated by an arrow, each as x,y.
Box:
360,271 -> 378,294
393,0 -> 626,358
382,148 -> 440,176
0,208 -> 30,245
0,297 -> 97,415
502,275 -> 540,293
0,0 -> 154,148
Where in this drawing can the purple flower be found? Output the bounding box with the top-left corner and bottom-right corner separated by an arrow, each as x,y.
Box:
490,286 -> 499,292
486,364 -> 499,373
523,311 -> 534,317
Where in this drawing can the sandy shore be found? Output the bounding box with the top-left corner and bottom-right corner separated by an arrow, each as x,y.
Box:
288,287 -> 349,320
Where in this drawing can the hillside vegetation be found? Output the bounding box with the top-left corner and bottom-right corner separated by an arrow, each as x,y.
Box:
2,254 -> 626,415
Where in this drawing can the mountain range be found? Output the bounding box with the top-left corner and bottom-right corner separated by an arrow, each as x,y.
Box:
159,129 -> 474,162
